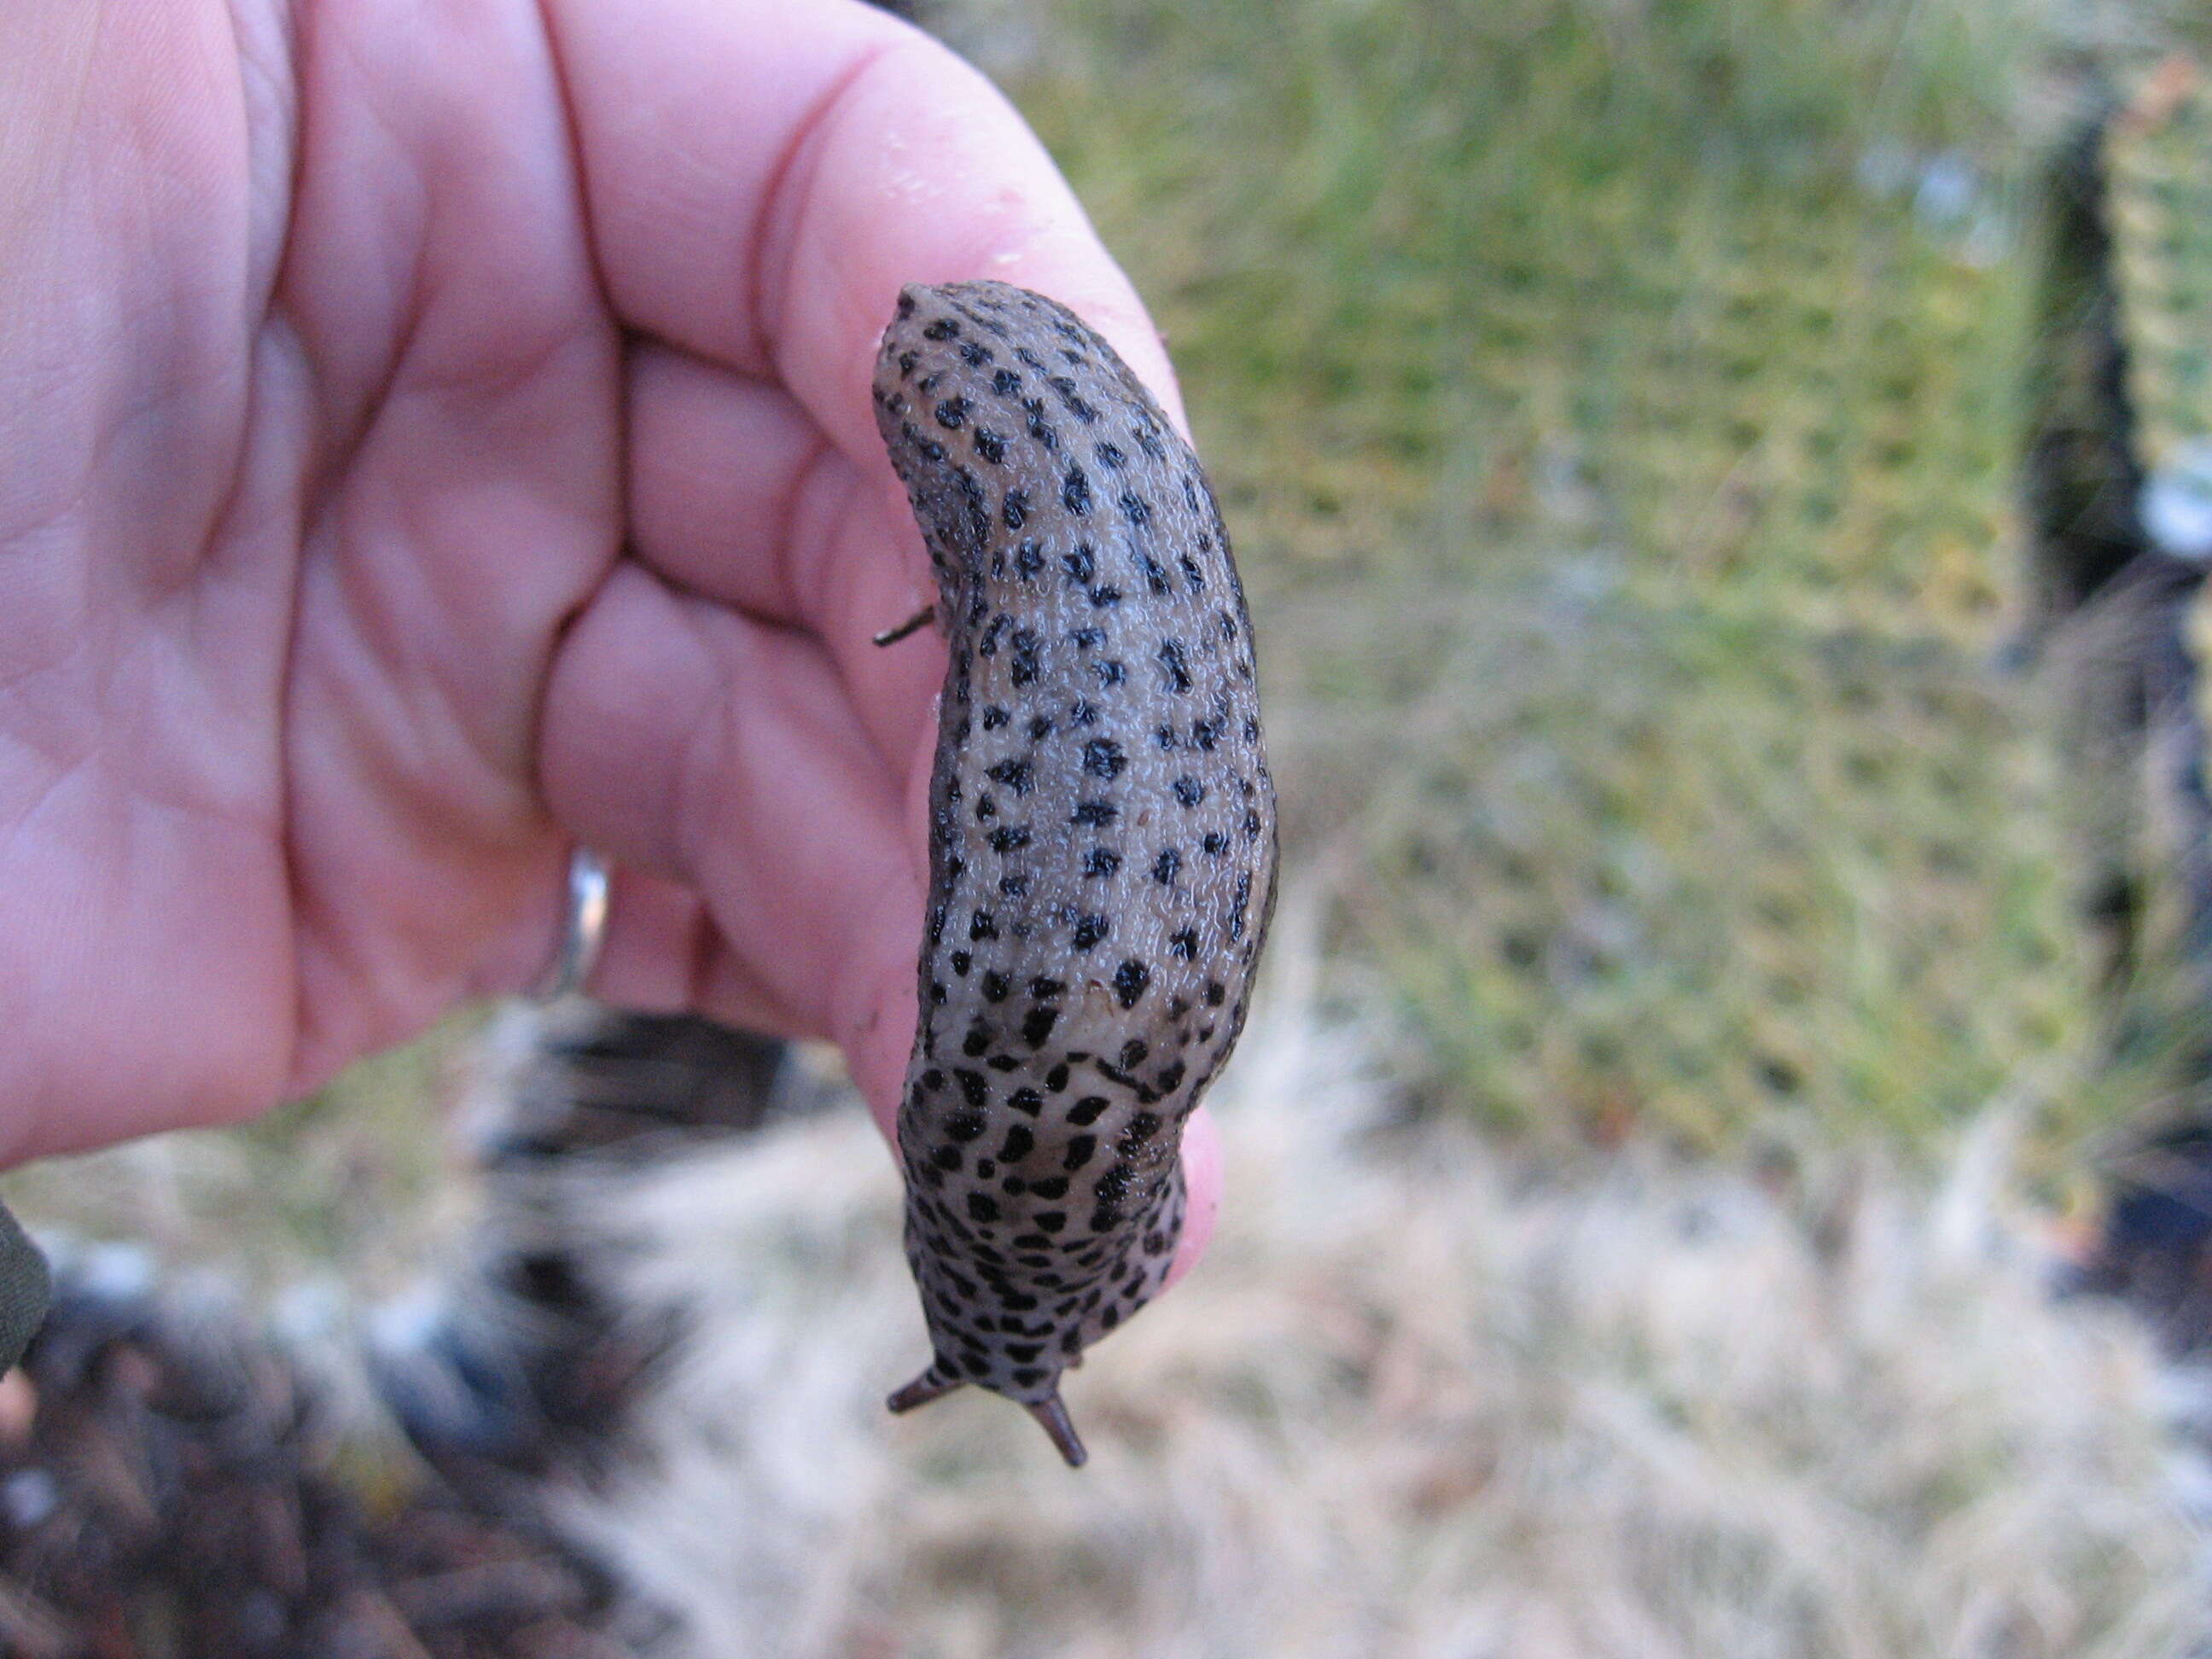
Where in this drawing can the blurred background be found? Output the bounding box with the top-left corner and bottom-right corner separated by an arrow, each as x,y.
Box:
13,0 -> 2212,1654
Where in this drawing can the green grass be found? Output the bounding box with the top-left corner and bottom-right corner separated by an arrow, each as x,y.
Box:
955,0 -> 2204,1157
997,0 -> 2049,609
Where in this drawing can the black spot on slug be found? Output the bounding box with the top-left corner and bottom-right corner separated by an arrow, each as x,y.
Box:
1082,738 -> 1127,778
1113,959 -> 1151,1008
985,758 -> 1033,796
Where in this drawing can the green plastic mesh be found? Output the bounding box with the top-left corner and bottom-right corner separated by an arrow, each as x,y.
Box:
989,0 -> 2143,1156
2107,63 -> 2212,479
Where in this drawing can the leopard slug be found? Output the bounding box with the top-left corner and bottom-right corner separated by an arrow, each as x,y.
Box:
871,281 -> 1277,1467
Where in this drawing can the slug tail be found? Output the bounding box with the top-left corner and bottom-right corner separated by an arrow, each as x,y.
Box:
886,1365 -> 963,1414
1025,1390 -> 1089,1468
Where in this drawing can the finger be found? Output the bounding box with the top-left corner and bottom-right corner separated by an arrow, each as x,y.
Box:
585,864 -> 789,1033
1167,1104 -> 1223,1288
589,864 -> 890,1047
625,344 -> 944,771
541,0 -> 1186,476
538,558 -> 924,1115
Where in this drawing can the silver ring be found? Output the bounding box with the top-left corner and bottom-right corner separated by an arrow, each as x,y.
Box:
530,848 -> 610,1003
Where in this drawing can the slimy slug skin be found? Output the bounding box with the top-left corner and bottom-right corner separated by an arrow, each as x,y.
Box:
871,281 -> 1277,1467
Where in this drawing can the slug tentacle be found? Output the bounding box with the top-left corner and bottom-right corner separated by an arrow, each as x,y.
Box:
884,1367 -> 963,1414
871,280 -> 1277,1465
1024,1394 -> 1089,1468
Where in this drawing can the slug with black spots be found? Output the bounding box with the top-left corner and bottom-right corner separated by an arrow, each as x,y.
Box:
870,281 -> 1277,1467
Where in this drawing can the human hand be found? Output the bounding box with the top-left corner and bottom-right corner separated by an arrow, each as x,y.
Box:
0,0 -> 1219,1271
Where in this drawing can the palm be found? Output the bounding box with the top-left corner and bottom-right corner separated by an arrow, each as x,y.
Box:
0,0 -> 1193,1208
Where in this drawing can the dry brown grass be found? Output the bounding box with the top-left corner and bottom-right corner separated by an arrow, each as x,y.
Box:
527,905 -> 2207,1659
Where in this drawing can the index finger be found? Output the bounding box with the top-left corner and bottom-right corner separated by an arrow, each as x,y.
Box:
540,0 -> 1188,474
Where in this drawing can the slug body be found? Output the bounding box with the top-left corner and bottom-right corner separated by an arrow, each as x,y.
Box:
872,282 -> 1277,1466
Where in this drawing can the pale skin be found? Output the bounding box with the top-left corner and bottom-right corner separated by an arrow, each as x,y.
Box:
0,0 -> 1219,1274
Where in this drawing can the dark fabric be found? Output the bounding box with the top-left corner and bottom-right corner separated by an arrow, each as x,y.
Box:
0,1196 -> 50,1373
